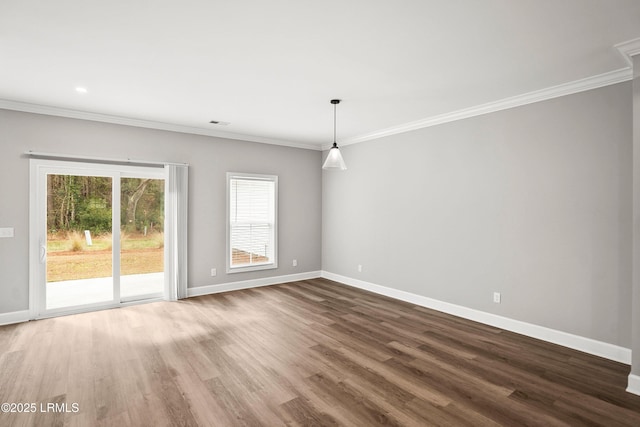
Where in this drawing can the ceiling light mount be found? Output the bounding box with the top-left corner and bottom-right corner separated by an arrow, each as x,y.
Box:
322,99 -> 347,170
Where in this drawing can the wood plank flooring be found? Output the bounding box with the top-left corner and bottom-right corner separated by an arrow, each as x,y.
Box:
1,278 -> 640,426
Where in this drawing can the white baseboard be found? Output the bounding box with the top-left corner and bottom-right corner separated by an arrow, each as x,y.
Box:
4,271 -> 632,368
0,310 -> 30,326
0,272 -> 322,325
628,374 -> 640,396
321,271 -> 632,365
187,271 -> 322,298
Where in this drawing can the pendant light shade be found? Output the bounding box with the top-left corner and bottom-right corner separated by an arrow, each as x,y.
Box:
323,142 -> 347,170
322,99 -> 347,170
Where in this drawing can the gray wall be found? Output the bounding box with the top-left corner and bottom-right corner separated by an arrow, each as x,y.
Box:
323,82 -> 632,347
0,81 -> 633,351
0,110 -> 322,314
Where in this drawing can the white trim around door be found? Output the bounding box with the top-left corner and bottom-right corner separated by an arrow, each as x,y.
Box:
29,158 -> 168,319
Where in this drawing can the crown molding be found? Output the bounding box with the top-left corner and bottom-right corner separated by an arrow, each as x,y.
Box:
616,37 -> 640,67
0,99 -> 322,151
1,59 -> 635,154
329,67 -> 632,150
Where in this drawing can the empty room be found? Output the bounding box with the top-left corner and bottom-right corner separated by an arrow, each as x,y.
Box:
2,1 -> 640,425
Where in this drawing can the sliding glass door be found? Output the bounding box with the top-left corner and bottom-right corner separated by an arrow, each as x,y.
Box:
31,160 -> 166,317
120,177 -> 165,301
45,174 -> 116,310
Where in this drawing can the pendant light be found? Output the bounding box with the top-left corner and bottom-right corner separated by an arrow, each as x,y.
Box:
322,99 -> 347,170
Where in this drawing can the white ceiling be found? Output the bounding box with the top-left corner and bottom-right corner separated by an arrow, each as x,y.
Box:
1,1 -> 640,150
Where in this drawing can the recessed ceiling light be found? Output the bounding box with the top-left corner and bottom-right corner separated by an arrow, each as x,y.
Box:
75,87 -> 88,94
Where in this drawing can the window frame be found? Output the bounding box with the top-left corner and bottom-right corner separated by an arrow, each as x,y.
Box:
226,172 -> 278,274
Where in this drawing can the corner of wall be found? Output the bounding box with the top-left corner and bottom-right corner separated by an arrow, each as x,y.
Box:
628,374 -> 640,396
187,271 -> 322,298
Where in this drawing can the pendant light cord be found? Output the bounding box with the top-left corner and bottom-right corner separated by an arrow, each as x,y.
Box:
333,102 -> 337,145
330,99 -> 341,149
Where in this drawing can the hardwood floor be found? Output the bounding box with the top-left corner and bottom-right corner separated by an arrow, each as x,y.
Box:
1,278 -> 640,426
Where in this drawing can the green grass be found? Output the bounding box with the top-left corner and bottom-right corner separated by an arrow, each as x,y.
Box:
46,232 -> 165,282
47,232 -> 163,253
122,238 -> 162,250
47,248 -> 163,282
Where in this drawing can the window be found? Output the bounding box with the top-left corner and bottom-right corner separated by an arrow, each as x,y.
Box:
227,173 -> 278,273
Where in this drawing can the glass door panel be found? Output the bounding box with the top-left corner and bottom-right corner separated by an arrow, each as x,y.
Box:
33,160 -> 167,318
120,177 -> 165,301
45,174 -> 114,310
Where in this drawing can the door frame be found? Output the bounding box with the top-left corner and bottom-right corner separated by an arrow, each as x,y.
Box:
29,158 -> 166,319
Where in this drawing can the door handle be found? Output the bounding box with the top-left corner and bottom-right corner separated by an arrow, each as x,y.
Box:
40,245 -> 47,263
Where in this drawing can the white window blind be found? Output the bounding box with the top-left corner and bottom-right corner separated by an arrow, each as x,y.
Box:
227,173 -> 277,272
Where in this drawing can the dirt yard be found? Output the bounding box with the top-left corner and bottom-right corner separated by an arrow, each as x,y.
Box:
47,234 -> 163,282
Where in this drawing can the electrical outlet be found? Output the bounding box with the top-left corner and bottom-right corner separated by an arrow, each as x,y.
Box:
292,259 -> 297,267
210,268 -> 217,277
358,264 -> 362,273
493,292 -> 501,303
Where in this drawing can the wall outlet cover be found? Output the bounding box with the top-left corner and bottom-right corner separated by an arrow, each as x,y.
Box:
0,227 -> 14,238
